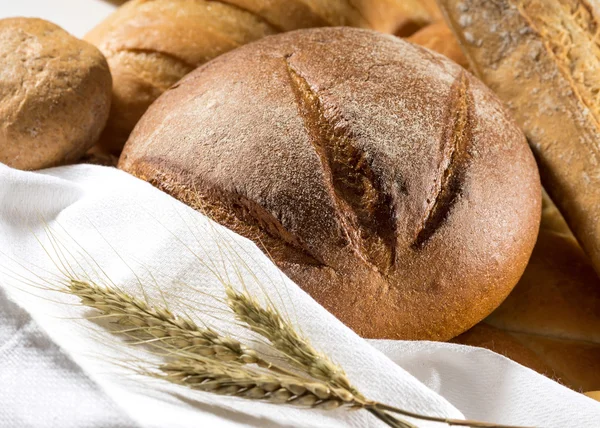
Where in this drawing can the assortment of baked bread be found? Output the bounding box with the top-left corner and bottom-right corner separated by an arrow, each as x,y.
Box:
1,0 -> 598,395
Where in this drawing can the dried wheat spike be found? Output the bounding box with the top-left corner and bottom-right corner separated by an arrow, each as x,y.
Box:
69,279 -> 260,365
161,357 -> 359,411
225,286 -> 362,398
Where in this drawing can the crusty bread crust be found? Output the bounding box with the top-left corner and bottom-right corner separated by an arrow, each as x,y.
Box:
119,28 -> 541,340
408,20 -> 469,69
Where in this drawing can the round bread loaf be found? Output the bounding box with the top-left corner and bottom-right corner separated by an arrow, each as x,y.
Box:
119,28 -> 542,340
85,0 -> 435,154
0,18 -> 111,170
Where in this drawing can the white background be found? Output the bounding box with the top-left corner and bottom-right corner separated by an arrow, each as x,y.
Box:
0,0 -> 116,38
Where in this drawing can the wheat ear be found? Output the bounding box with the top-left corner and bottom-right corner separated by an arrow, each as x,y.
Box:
160,357 -> 417,428
67,281 -> 528,428
161,357 -> 357,409
69,279 -> 261,365
225,286 -> 361,397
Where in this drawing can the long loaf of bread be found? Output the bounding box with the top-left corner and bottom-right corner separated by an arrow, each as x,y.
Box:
436,0 -> 600,278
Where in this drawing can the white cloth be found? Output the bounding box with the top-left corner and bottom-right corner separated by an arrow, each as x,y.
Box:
1,163 -> 599,428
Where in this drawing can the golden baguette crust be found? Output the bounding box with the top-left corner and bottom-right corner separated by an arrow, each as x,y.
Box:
437,0 -> 600,279
0,18 -> 111,170
456,193 -> 600,392
419,0 -> 444,20
119,28 -> 541,340
86,0 -> 434,154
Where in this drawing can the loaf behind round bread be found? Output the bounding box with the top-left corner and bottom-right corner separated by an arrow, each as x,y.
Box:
408,20 -> 469,69
85,0 -> 436,154
119,28 -> 541,340
0,18 -> 111,170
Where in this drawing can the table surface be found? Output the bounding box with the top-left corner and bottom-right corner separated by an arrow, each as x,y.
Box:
0,0 -> 116,38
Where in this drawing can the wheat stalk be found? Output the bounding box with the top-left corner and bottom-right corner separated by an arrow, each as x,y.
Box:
159,357 -> 418,428
161,357 -> 357,410
224,285 -> 361,396
69,279 -> 261,364
65,277 -> 532,428
65,273 -> 533,428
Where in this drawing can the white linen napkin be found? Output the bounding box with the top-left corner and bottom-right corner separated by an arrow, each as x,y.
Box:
0,163 -> 598,428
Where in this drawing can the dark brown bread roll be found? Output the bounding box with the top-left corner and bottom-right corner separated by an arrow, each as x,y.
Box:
119,28 -> 542,340
86,0 -> 435,154
0,18 -> 111,170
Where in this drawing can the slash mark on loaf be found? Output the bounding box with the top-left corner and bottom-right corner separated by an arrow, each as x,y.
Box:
133,159 -> 326,267
284,56 -> 397,272
413,72 -> 474,249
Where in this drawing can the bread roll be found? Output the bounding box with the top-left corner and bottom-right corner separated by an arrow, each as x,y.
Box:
79,146 -> 118,167
436,0 -> 600,280
408,21 -> 469,69
0,18 -> 111,170
455,193 -> 600,392
119,28 -> 541,340
85,0 -> 436,154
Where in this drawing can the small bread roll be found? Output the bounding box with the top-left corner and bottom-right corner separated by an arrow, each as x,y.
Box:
85,0 -> 436,154
119,28 -> 541,340
0,18 -> 111,170
455,194 -> 600,392
408,21 -> 469,69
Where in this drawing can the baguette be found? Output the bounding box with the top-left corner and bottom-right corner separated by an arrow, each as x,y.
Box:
437,0 -> 600,278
